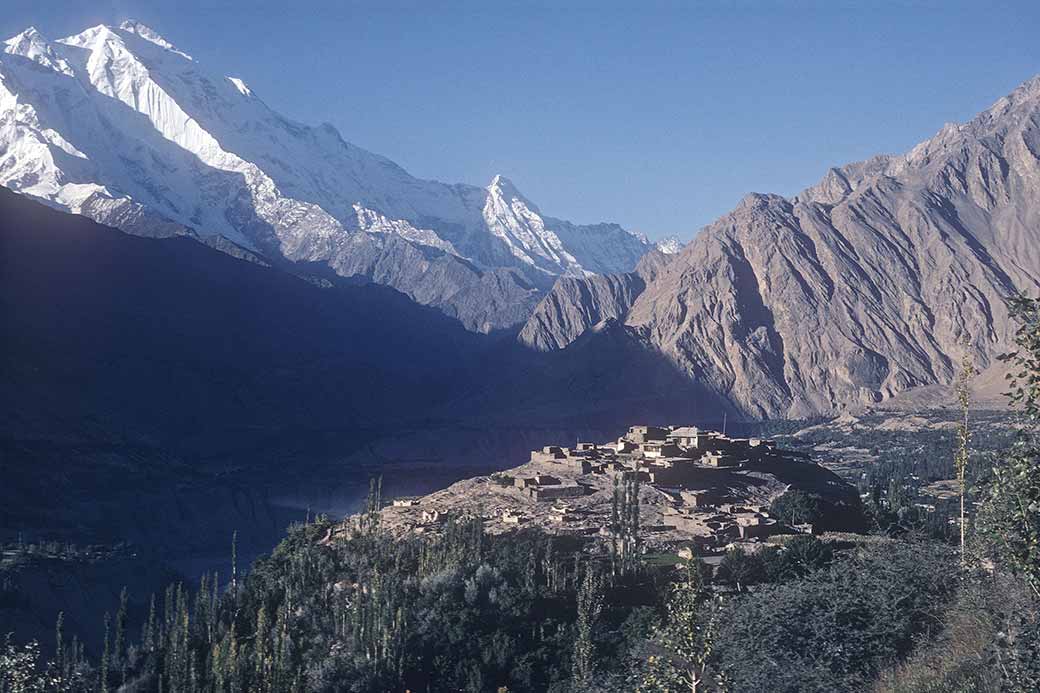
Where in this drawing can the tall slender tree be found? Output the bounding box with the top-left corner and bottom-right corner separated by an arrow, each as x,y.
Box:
572,565 -> 604,687
955,351 -> 974,564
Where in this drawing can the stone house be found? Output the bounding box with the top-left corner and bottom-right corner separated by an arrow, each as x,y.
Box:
530,445 -> 567,463
515,474 -> 561,489
625,425 -> 669,444
666,426 -> 701,448
421,509 -> 446,524
701,451 -> 739,467
501,510 -> 525,525
528,483 -> 585,502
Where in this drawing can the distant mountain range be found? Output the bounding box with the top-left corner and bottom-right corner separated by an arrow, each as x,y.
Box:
3,20 -> 1040,420
0,22 -> 678,332
520,75 -> 1040,417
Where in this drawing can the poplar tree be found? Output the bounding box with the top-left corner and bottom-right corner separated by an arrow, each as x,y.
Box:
572,566 -> 604,687
114,587 -> 128,670
99,612 -> 111,693
954,351 -> 974,564
54,611 -> 64,678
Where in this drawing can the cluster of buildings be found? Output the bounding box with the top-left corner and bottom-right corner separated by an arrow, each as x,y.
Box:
531,425 -> 780,483
380,424 -> 810,551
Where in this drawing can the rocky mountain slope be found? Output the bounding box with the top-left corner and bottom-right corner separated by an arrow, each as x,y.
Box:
524,75 -> 1040,417
0,22 -> 662,331
518,248 -> 674,350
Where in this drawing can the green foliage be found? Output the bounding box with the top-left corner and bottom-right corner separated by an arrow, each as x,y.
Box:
761,536 -> 834,581
0,635 -> 86,693
634,560 -> 723,692
571,566 -> 604,687
714,549 -> 766,592
769,489 -> 821,527
995,609 -> 1040,692
980,295 -> 1040,599
5,518 -> 673,693
968,294 -> 1040,690
714,540 -> 959,693
610,474 -> 642,577
976,441 -> 1040,598
1002,294 -> 1040,422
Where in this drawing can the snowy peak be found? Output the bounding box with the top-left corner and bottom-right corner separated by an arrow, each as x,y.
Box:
655,236 -> 684,254
487,174 -> 537,212
481,173 -> 653,277
0,20 -> 655,331
118,20 -> 193,60
4,26 -> 45,55
3,27 -> 73,76
57,24 -> 123,51
227,77 -> 253,97
483,173 -> 581,275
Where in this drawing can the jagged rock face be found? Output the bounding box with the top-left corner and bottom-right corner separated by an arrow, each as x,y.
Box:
0,23 -> 653,331
519,76 -> 1040,417
625,76 -> 1040,417
519,249 -> 674,350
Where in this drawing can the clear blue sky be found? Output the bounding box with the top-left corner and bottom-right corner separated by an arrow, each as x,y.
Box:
4,1 -> 1040,240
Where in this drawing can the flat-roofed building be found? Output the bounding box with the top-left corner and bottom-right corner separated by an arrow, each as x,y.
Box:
528,483 -> 585,502
701,451 -> 740,467
667,426 -> 700,448
625,425 -> 669,444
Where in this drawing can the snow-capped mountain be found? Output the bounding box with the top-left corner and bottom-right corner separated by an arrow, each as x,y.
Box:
0,21 -> 654,331
654,236 -> 684,255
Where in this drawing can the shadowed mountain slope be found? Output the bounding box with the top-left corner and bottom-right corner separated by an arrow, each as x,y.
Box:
0,185 -> 487,454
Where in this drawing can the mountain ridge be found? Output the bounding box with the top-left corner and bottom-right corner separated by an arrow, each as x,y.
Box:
0,21 -> 662,332
521,72 -> 1040,417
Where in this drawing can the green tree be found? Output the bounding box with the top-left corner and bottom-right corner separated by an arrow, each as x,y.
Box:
981,295 -> 1040,597
99,613 -> 110,693
637,560 -> 722,692
770,536 -> 833,580
769,490 -> 820,527
715,549 -> 765,592
954,351 -> 974,564
977,294 -> 1040,690
114,588 -> 127,674
572,566 -> 604,687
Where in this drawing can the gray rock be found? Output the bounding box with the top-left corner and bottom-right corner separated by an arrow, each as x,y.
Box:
518,248 -> 675,350
538,75 -> 1040,418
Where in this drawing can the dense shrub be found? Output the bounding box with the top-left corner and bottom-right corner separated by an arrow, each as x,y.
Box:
714,540 -> 959,693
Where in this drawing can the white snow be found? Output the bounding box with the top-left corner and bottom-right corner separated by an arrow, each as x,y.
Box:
227,77 -> 252,96
656,236 -> 684,254
0,21 -> 653,279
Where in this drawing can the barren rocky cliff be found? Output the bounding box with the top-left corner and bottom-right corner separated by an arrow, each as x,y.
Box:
522,75 -> 1040,418
518,248 -> 672,350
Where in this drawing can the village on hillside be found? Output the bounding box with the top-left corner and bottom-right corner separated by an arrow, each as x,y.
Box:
372,424 -> 846,557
